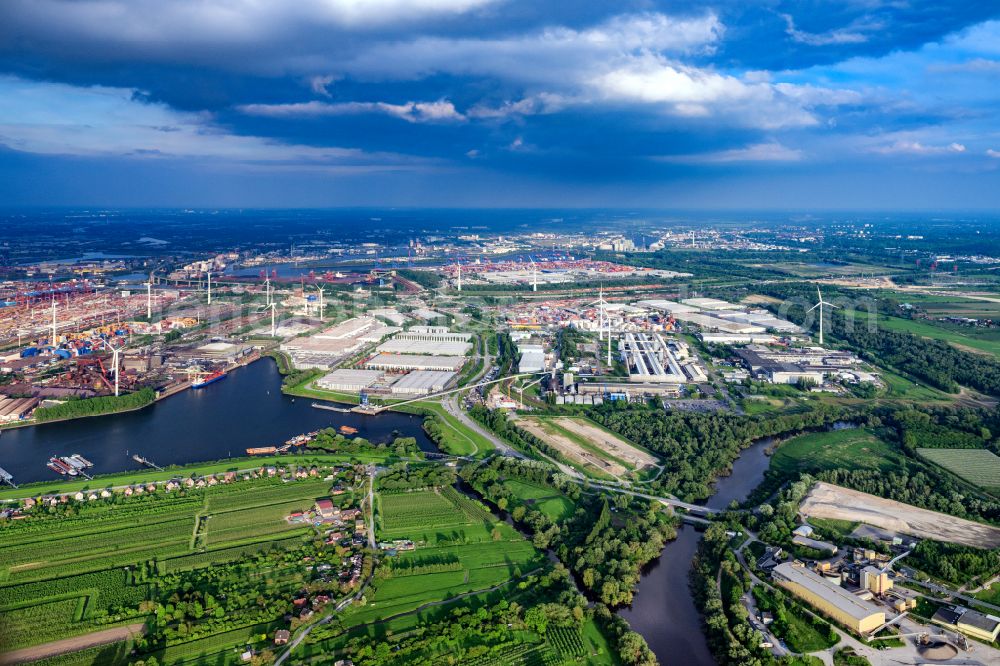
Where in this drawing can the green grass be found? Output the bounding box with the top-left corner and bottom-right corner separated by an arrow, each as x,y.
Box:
206,499 -> 315,546
502,479 -> 575,521
770,428 -> 907,478
917,448 -> 1000,492
418,400 -> 494,457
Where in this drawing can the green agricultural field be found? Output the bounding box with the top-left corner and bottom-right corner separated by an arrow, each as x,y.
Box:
917,448 -> 1000,492
770,428 -> 908,479
0,469 -> 354,664
344,486 -> 546,630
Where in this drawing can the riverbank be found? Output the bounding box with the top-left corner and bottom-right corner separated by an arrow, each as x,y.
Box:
0,358 -> 433,485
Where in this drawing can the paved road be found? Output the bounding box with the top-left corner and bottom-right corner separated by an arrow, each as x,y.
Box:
442,394 -> 524,459
902,575 -> 1000,614
0,624 -> 144,665
575,480 -> 720,516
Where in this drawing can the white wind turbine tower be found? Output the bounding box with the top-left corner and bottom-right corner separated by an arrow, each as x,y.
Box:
456,261 -> 462,292
530,258 -> 538,292
99,338 -> 121,397
807,286 -> 838,346
206,271 -> 212,306
50,293 -> 57,344
146,272 -> 154,319
264,273 -> 271,306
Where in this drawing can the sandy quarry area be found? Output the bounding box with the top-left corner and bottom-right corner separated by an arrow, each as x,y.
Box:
799,482 -> 1000,549
516,417 -> 628,478
550,417 -> 659,471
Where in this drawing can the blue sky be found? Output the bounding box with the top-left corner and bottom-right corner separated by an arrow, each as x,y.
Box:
1,0 -> 999,208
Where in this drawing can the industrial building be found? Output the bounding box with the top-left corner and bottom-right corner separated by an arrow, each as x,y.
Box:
280,317 -> 384,369
517,344 -> 546,373
376,338 -> 471,356
364,354 -> 465,372
620,333 -> 706,383
735,346 -> 876,385
316,369 -> 383,392
772,562 -> 886,634
0,396 -> 40,422
389,370 -> 456,395
931,606 -> 1000,642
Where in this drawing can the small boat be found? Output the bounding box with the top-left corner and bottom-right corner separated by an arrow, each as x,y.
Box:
339,425 -> 358,435
246,446 -> 278,455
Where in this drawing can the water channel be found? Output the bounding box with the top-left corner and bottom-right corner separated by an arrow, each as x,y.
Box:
620,436 -> 776,666
0,358 -> 433,485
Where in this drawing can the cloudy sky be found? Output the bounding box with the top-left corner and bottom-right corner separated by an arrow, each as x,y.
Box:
1,0 -> 999,208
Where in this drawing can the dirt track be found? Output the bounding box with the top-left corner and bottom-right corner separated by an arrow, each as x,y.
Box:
799,482 -> 1000,549
0,623 -> 144,665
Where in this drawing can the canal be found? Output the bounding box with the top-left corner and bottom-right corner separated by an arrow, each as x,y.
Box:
619,436 -> 776,666
0,358 -> 433,485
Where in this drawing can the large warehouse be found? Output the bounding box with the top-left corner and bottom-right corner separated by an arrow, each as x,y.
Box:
364,354 -> 465,372
316,369 -> 383,391
389,370 -> 456,395
772,562 -> 885,634
376,338 -> 471,356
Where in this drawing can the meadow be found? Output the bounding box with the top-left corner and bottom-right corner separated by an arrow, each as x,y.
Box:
770,428 -> 907,479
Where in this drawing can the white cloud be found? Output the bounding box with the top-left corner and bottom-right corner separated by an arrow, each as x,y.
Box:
987,149 -> 1000,158
309,75 -> 338,97
870,140 -> 968,155
781,13 -> 881,46
0,76 -> 429,170
238,99 -> 465,123
656,142 -> 803,164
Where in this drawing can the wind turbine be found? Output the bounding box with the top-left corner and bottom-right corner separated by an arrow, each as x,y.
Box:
50,292 -> 57,344
807,286 -> 838,346
456,261 -> 462,292
264,272 -> 271,306
206,271 -> 212,306
530,258 -> 538,292
99,338 -> 121,397
260,302 -> 277,337
588,286 -> 608,341
146,271 -> 154,319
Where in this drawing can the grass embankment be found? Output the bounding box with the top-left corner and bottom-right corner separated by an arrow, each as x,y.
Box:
0,453 -> 388,502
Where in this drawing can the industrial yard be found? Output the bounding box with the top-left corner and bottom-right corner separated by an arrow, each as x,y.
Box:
798,482 -> 1000,549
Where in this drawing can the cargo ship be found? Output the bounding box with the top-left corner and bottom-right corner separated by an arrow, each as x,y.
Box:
246,446 -> 278,455
191,370 -> 226,389
339,425 -> 358,435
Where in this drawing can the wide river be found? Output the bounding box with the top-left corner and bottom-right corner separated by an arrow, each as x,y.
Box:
0,358 -> 433,485
619,436 -> 775,666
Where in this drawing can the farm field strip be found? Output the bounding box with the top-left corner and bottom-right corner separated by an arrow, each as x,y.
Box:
917,448 -> 1000,491
205,480 -> 333,513
379,489 -> 471,532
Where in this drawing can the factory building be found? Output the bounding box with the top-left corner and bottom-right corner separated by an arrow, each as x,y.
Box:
517,344 -> 546,373
389,370 -> 456,395
931,606 -> 1000,642
398,328 -> 470,342
316,369 -> 383,392
860,566 -> 893,596
0,396 -> 40,422
376,338 -> 471,356
772,562 -> 886,634
364,354 -> 465,372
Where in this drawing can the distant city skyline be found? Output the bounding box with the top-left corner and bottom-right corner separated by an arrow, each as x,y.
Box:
1,1 -> 999,208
